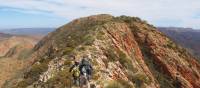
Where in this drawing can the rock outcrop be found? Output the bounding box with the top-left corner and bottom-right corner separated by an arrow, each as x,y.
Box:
4,14 -> 200,88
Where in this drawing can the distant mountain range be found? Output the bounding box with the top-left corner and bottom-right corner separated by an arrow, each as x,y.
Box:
158,27 -> 200,59
0,33 -> 13,41
0,28 -> 55,35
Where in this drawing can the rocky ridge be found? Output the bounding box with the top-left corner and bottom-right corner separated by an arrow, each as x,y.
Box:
4,14 -> 200,88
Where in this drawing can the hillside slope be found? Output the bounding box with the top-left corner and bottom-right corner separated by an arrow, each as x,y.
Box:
0,36 -> 40,87
158,27 -> 200,59
4,14 -> 200,88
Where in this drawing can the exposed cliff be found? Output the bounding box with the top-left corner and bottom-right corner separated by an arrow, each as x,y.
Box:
4,14 -> 200,88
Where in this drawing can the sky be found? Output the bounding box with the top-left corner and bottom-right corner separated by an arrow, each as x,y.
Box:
0,0 -> 200,29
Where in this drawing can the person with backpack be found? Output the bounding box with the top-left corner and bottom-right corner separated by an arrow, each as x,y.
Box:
79,57 -> 93,82
69,61 -> 81,86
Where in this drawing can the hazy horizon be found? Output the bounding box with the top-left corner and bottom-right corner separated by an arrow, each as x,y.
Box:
1,26 -> 200,31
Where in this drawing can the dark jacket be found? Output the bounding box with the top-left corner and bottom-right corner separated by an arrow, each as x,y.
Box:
79,59 -> 93,75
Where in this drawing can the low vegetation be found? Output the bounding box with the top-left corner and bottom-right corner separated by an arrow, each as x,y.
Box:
132,73 -> 151,88
104,48 -> 118,62
96,30 -> 106,40
118,51 -> 129,66
118,51 -> 135,72
16,58 -> 50,88
140,46 -> 175,88
105,80 -> 124,88
46,69 -> 72,88
105,79 -> 133,88
18,49 -> 33,60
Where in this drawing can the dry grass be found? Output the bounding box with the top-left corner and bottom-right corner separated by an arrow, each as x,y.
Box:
0,36 -> 38,87
0,57 -> 29,87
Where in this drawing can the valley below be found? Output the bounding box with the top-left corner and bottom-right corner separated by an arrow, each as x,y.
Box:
0,35 -> 42,87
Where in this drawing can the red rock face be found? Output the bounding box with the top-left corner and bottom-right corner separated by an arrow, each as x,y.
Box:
130,22 -> 200,88
103,22 -> 159,87
102,19 -> 200,88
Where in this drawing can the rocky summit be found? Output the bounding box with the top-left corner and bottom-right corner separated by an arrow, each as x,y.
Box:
3,14 -> 200,88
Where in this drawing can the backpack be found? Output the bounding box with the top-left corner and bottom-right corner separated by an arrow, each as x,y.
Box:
82,59 -> 90,66
72,66 -> 80,77
81,66 -> 87,74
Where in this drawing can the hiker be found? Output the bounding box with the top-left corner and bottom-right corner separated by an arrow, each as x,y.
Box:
69,61 -> 81,86
79,57 -> 93,82
174,73 -> 182,88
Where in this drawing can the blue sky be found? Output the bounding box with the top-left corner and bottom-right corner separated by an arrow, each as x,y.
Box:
0,0 -> 200,29
0,7 -> 68,29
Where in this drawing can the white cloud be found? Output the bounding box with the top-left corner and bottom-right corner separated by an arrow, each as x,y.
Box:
0,0 -> 200,28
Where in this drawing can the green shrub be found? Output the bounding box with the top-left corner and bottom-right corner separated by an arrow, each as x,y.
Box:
156,73 -> 175,88
23,58 -> 50,82
77,46 -> 86,51
118,51 -> 134,71
117,79 -> 133,88
115,15 -> 142,23
166,40 -> 176,49
46,69 -> 72,87
28,62 -> 48,78
91,59 -> 98,66
63,47 -> 74,55
92,72 -> 100,80
16,77 -> 38,88
16,80 -> 29,88
18,49 -> 33,60
105,48 -> 118,62
116,15 -> 132,23
105,81 -> 124,88
64,60 -> 73,67
130,73 -> 150,88
84,35 -> 95,45
96,31 -> 105,40
15,58 -> 51,87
